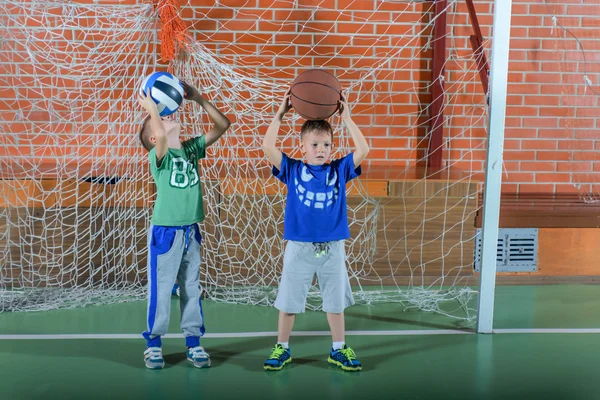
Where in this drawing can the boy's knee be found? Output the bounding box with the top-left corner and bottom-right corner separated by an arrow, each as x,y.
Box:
281,312 -> 297,317
323,306 -> 346,314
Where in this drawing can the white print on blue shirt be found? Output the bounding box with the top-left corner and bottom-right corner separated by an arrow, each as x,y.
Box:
273,152 -> 361,242
295,165 -> 338,209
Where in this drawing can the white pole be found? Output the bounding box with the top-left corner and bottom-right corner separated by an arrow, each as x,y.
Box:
476,0 -> 513,334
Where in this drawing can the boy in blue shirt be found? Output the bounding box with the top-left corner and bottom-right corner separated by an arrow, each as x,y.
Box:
261,91 -> 369,371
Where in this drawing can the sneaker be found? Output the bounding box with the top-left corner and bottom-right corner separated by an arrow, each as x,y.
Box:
328,345 -> 362,371
144,347 -> 165,370
263,344 -> 292,371
187,346 -> 211,368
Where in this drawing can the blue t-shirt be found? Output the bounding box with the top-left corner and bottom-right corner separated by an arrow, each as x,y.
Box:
273,153 -> 361,242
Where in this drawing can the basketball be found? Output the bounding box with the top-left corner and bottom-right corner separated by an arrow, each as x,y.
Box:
290,69 -> 342,120
139,71 -> 184,117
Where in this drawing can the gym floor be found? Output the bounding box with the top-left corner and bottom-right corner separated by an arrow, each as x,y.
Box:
1,285 -> 599,400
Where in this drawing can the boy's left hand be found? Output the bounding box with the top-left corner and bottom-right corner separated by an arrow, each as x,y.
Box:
339,93 -> 351,120
138,91 -> 158,114
181,81 -> 202,101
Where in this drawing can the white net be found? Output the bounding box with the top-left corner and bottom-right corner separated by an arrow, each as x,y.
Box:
0,0 -> 490,319
0,1 -> 157,310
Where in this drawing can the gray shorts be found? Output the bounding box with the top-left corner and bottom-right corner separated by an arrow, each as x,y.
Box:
274,240 -> 355,314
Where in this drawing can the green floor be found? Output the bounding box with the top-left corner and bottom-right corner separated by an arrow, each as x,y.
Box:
2,285 -> 600,400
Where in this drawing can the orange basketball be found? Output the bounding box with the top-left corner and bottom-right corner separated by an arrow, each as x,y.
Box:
290,69 -> 341,120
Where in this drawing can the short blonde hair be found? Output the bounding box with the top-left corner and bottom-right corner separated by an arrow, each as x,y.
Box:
138,116 -> 154,152
300,120 -> 333,140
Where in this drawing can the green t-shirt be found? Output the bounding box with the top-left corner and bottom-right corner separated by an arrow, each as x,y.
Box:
149,136 -> 207,226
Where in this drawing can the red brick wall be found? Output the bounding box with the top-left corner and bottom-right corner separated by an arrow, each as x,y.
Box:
504,1 -> 600,194
1,0 -> 598,195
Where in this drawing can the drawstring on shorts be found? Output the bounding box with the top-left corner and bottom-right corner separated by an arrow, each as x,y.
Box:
313,242 -> 331,258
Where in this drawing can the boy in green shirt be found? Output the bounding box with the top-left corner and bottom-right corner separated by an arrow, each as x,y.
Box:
137,81 -> 230,369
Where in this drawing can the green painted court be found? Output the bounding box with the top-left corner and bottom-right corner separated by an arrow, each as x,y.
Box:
2,286 -> 600,400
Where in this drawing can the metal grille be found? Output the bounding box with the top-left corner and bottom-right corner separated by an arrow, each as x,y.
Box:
474,228 -> 538,272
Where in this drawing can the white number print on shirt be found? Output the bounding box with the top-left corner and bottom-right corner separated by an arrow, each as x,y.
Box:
170,157 -> 199,188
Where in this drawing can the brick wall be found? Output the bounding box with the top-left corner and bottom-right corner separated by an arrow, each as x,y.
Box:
504,1 -> 600,194
0,0 -> 598,195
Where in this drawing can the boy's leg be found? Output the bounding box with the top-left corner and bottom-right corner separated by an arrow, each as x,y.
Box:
274,241 -> 316,315
316,241 -> 355,316
264,311 -> 295,371
178,224 -> 210,368
142,226 -> 185,366
177,224 -> 204,344
277,311 -> 296,343
326,312 -> 345,343
265,242 -> 315,371
317,241 -> 361,371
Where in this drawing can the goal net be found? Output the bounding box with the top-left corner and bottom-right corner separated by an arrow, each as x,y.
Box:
0,0 -> 494,318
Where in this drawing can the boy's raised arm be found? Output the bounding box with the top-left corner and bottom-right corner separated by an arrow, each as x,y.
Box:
262,92 -> 291,171
138,91 -> 168,162
182,81 -> 231,147
340,95 -> 369,167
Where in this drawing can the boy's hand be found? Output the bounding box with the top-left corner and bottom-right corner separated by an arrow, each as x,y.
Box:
138,91 -> 158,114
276,90 -> 292,120
181,81 -> 202,101
339,93 -> 351,120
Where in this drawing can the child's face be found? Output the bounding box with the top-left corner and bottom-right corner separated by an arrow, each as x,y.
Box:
300,130 -> 333,166
148,115 -> 181,146
160,114 -> 181,135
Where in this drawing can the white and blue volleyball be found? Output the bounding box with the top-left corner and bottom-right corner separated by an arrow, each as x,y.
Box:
139,71 -> 184,117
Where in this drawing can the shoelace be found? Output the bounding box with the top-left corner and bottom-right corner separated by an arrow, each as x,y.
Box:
339,347 -> 357,362
269,345 -> 286,359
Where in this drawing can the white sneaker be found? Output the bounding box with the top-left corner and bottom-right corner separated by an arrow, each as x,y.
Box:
187,346 -> 211,368
144,347 -> 165,370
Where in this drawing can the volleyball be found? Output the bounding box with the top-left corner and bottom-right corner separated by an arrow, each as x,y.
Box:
139,71 -> 184,117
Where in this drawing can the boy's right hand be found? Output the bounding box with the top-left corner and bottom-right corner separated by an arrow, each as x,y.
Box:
181,81 -> 202,101
276,89 -> 292,120
138,91 -> 158,115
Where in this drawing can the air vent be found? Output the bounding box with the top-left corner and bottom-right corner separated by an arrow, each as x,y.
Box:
474,228 -> 538,272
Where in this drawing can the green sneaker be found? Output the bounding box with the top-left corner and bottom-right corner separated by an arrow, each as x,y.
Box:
263,344 -> 292,371
328,345 -> 362,371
